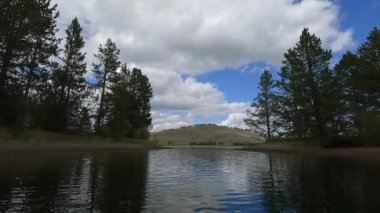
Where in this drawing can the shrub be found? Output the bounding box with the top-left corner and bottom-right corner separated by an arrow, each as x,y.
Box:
321,136 -> 356,148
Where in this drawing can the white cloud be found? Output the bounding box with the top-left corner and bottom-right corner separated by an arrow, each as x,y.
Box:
54,0 -> 352,74
151,111 -> 192,132
219,113 -> 249,129
143,66 -> 249,118
52,0 -> 352,131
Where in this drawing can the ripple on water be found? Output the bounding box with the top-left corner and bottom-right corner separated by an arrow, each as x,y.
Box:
1,150 -> 380,212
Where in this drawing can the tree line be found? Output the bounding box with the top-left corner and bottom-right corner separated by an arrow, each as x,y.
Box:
0,0 -> 153,139
245,28 -> 380,145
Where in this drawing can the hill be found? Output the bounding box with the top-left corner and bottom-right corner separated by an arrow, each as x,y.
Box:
150,124 -> 265,146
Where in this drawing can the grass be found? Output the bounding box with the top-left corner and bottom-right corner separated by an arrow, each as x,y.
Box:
263,136 -> 377,148
0,128 -> 156,145
265,138 -> 321,146
151,125 -> 265,146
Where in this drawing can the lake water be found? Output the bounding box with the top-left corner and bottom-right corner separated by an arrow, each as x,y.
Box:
0,148 -> 380,212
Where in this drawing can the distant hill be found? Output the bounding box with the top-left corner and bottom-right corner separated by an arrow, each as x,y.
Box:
150,124 -> 265,146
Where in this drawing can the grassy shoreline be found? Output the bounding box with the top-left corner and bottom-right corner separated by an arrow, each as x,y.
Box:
242,142 -> 380,161
0,128 -> 160,152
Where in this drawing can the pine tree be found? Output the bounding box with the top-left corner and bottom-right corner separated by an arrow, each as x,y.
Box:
21,0 -> 59,103
0,0 -> 59,127
78,107 -> 92,134
93,39 -> 121,134
355,27 -> 380,143
333,52 -> 361,135
50,17 -> 87,131
108,64 -> 134,139
130,68 -> 153,138
244,69 -> 277,139
277,28 -> 332,139
357,27 -> 380,115
108,65 -> 153,139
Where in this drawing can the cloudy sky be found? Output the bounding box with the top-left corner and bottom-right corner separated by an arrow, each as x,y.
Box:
52,0 -> 380,131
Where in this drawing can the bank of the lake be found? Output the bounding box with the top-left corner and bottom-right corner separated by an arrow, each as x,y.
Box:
242,142 -> 380,161
0,129 -> 159,152
0,142 -> 161,153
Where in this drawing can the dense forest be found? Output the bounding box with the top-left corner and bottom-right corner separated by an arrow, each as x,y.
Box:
245,28 -> 380,145
0,0 -> 153,139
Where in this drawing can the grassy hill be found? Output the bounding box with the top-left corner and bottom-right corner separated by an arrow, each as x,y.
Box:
150,124 -> 265,146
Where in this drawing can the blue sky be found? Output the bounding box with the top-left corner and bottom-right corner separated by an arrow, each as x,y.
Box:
55,0 -> 380,131
195,0 -> 380,124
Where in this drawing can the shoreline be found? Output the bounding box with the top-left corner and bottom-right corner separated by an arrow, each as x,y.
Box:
1,142 -> 380,162
0,142 -> 161,153
242,143 -> 380,161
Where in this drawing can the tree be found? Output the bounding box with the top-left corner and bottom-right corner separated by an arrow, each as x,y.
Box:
0,0 -> 34,92
108,64 -> 134,138
93,39 -> 121,134
50,17 -> 87,131
277,28 -> 333,139
78,107 -> 92,134
356,27 -> 380,115
0,0 -> 59,127
333,52 -> 361,135
244,69 -> 277,139
355,27 -> 380,143
20,0 -> 59,103
108,65 -> 153,139
129,68 -> 153,138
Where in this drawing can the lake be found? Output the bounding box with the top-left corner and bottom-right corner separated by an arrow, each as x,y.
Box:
0,148 -> 380,212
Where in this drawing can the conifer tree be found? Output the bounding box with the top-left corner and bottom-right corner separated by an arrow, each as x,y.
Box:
51,17 -> 87,131
93,39 -> 121,134
357,27 -> 380,115
277,28 -> 332,139
108,65 -> 153,139
108,64 -> 134,138
0,0 -> 59,127
244,69 -> 277,139
355,27 -> 380,142
333,52 -> 361,135
130,68 -> 153,138
21,0 -> 59,103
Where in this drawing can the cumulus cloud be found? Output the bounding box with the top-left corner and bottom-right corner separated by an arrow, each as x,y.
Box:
151,111 -> 192,132
54,0 -> 352,74
52,0 -> 352,131
143,67 -> 249,117
219,113 -> 249,129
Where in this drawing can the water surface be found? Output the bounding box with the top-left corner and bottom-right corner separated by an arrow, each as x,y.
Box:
0,149 -> 379,212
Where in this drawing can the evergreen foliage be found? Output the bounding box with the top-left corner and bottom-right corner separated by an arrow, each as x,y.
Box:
92,39 -> 121,134
49,17 -> 87,132
277,28 -> 332,139
0,1 -> 153,140
244,70 -> 278,139
247,28 -> 379,145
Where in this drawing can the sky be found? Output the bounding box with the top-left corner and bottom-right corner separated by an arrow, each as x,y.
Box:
52,0 -> 380,132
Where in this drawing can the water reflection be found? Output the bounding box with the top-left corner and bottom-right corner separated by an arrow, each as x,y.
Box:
259,153 -> 380,212
0,151 -> 148,212
0,149 -> 380,212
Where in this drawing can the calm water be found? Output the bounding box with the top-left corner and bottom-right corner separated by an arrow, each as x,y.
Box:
0,149 -> 380,212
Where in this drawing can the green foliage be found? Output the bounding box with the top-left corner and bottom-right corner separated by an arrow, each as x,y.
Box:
244,69 -> 278,139
92,38 -> 121,134
0,0 -> 59,128
78,107 -> 92,134
277,28 -> 332,139
0,2 -> 154,142
108,65 -> 153,139
48,17 -> 87,132
248,27 -> 379,146
329,27 -> 380,145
